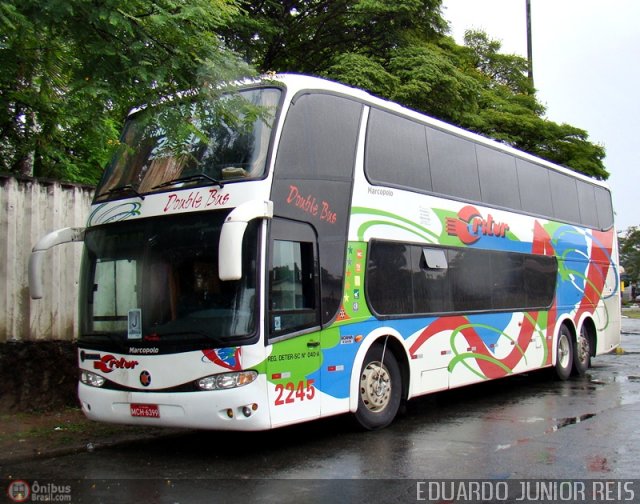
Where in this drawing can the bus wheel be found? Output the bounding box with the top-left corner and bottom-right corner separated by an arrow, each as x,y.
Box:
354,344 -> 401,430
573,324 -> 591,376
554,325 -> 573,381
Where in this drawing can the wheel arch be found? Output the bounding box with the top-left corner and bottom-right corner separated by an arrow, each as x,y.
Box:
348,328 -> 409,413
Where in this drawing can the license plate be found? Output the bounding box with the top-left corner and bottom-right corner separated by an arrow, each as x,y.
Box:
130,403 -> 160,418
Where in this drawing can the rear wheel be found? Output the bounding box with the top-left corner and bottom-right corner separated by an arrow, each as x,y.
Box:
573,324 -> 592,376
554,324 -> 573,380
354,343 -> 401,430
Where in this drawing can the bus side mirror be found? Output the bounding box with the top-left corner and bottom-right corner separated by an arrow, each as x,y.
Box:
219,200 -> 273,281
29,227 -> 85,299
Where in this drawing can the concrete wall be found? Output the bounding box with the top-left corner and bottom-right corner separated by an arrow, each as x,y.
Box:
0,176 -> 94,342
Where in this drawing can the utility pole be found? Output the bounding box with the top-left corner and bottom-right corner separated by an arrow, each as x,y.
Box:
526,0 -> 534,88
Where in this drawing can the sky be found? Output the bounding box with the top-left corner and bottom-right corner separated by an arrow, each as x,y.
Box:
441,0 -> 640,233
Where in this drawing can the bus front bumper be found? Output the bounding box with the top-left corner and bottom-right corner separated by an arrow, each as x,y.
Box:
78,380 -> 272,431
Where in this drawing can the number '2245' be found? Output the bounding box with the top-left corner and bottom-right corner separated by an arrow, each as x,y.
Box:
274,379 -> 316,405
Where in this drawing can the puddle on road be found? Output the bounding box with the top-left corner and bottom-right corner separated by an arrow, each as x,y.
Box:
546,413 -> 596,433
591,374 -> 640,384
495,413 -> 597,452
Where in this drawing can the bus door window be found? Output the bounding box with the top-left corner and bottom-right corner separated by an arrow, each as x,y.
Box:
268,219 -> 319,339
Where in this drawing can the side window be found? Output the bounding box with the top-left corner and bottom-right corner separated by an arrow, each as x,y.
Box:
367,240 -> 557,316
516,159 -> 553,217
476,145 -> 521,210
427,127 -> 481,202
549,170 -> 581,223
275,93 -> 361,181
576,180 -> 599,229
366,241 -> 413,314
365,108 -> 432,192
594,186 -> 614,230
269,220 -> 319,338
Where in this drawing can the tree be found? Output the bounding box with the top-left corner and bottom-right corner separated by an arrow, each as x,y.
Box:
453,30 -> 608,179
223,4 -> 608,181
222,0 -> 447,75
0,0 -> 252,184
0,0 -> 609,184
619,227 -> 640,282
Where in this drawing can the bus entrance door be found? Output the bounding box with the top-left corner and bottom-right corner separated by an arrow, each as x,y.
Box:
266,334 -> 321,428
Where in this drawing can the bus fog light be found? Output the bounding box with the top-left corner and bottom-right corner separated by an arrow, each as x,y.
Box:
197,370 -> 258,391
242,406 -> 252,417
80,370 -> 106,388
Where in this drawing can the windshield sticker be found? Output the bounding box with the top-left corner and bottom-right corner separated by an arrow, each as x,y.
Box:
128,309 -> 142,340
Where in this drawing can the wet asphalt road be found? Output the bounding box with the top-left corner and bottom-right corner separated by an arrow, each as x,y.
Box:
3,317 -> 640,503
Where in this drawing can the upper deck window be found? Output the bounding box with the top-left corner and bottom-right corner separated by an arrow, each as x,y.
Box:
95,87 -> 282,202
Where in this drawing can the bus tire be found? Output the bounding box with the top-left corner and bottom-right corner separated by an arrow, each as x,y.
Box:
354,343 -> 402,431
554,324 -> 574,381
573,324 -> 592,376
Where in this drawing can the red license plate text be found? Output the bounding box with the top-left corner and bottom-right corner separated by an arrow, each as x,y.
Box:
130,403 -> 160,418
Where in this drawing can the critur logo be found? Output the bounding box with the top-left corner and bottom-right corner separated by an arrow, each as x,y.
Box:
446,205 -> 510,245
93,354 -> 139,373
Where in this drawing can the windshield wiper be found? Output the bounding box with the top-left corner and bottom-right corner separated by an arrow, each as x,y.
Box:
105,184 -> 145,200
152,173 -> 224,190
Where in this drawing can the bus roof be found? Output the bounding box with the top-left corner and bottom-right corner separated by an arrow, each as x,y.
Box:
270,73 -> 610,191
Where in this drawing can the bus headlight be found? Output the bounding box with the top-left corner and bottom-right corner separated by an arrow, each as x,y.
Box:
80,370 -> 106,388
197,370 -> 258,391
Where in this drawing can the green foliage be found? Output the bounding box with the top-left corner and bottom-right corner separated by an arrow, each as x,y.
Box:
387,43 -> 481,123
0,0 -> 609,184
0,0 -> 252,184
321,53 -> 399,99
620,227 -> 640,282
224,2 -> 607,180
222,0 -> 446,74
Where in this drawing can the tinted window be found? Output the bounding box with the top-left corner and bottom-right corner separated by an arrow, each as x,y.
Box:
576,180 -> 599,229
362,107 -> 612,231
449,248 -> 492,312
427,127 -> 481,201
491,253 -> 525,309
365,109 -> 431,191
594,186 -> 614,230
523,255 -> 558,307
367,241 -> 413,314
476,145 -> 521,209
516,159 -> 553,216
549,170 -> 581,223
275,93 -> 360,181
367,241 -> 557,316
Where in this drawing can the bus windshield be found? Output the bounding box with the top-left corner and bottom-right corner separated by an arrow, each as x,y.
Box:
95,87 -> 281,201
78,212 -> 259,348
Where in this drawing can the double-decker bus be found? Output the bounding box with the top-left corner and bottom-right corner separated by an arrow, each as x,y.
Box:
29,74 -> 621,431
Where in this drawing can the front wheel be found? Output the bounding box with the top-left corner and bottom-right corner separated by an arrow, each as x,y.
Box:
354,343 -> 402,430
554,325 -> 574,381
